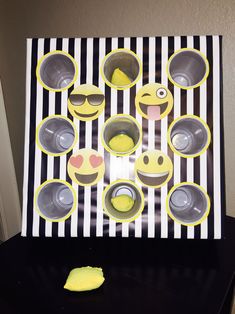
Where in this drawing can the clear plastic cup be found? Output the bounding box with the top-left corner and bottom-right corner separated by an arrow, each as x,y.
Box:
37,51 -> 77,91
37,116 -> 77,155
168,115 -> 211,157
101,49 -> 141,89
103,180 -> 144,223
167,48 -> 209,89
167,183 -> 210,226
35,180 -> 76,221
101,114 -> 142,156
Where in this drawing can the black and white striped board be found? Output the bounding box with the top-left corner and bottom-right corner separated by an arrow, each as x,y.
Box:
22,36 -> 225,239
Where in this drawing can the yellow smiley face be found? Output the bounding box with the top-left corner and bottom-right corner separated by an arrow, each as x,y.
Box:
135,83 -> 173,120
67,148 -> 105,186
68,84 -> 105,121
135,150 -> 173,188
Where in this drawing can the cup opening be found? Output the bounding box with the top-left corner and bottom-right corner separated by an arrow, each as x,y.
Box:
38,116 -> 76,155
102,115 -> 141,155
168,184 -> 209,225
103,180 -> 144,222
169,117 -> 209,156
37,181 -> 74,220
39,53 -> 76,90
168,49 -> 208,88
102,50 -> 140,88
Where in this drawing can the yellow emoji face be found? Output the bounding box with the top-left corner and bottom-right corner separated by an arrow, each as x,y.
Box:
67,148 -> 105,186
68,84 -> 105,121
135,150 -> 173,188
135,83 -> 173,120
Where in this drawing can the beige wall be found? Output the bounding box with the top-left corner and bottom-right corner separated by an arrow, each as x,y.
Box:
0,0 -> 234,217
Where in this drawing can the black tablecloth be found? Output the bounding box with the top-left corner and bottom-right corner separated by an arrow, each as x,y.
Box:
0,217 -> 234,314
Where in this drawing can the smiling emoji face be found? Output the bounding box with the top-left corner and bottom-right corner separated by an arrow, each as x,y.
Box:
135,83 -> 173,120
68,84 -> 105,121
68,149 -> 105,186
135,150 -> 173,188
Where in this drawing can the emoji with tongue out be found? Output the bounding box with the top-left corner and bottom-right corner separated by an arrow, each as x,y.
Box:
135,83 -> 173,120
135,150 -> 173,188
67,148 -> 105,186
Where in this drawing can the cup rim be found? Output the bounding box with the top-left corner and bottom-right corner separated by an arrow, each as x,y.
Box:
167,114 -> 211,158
36,50 -> 78,92
166,182 -> 211,227
102,179 -> 145,223
100,48 -> 142,90
36,114 -> 78,156
166,48 -> 209,90
34,179 -> 77,222
101,114 -> 142,156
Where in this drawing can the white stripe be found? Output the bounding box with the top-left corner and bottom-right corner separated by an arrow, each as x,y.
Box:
173,36 -> 181,239
96,38 -> 106,237
122,37 -> 131,238
70,38 -> 81,237
83,186 -> 91,237
148,37 -> 155,83
187,36 -> 194,239
32,39 -> 44,237
109,37 -> 118,237
160,37 -> 168,238
134,37 -> 143,238
199,36 -> 208,239
148,37 -> 156,238
213,35 -> 221,239
45,38 -> 57,237
83,38 -> 94,237
21,39 -> 32,236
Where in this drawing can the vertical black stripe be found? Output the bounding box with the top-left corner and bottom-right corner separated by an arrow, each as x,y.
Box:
142,37 -> 149,153
180,36 -> 188,239
167,36 -> 175,239
129,37 -> 137,118
117,37 -> 124,114
103,37 -> 112,236
117,90 -> 123,114
40,38 -> 50,184
92,39 -> 99,151
90,38 -> 100,237
77,38 -> 87,237
155,36 -> 162,238
39,38 -> 51,236
56,38 -> 62,50
193,36 -> 201,239
116,38 -> 126,237
206,36 -> 214,239
52,38 -> 63,237
27,38 -> 38,236
66,38 -> 75,183
142,37 -> 149,238
67,38 -> 75,120
65,38 -> 75,238
118,37 -> 124,48
80,38 -> 87,84
129,37 -> 137,237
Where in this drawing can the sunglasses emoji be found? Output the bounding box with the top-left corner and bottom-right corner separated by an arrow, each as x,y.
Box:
68,84 -> 105,121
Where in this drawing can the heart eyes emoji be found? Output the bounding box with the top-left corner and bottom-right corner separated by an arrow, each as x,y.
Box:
67,148 -> 105,186
69,153 -> 103,169
70,155 -> 83,168
89,155 -> 103,168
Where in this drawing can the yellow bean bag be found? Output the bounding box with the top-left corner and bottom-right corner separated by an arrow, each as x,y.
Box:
111,194 -> 135,212
64,267 -> 105,292
109,133 -> 134,153
111,68 -> 132,86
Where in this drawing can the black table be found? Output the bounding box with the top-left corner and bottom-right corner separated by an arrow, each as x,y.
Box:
0,217 -> 234,314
